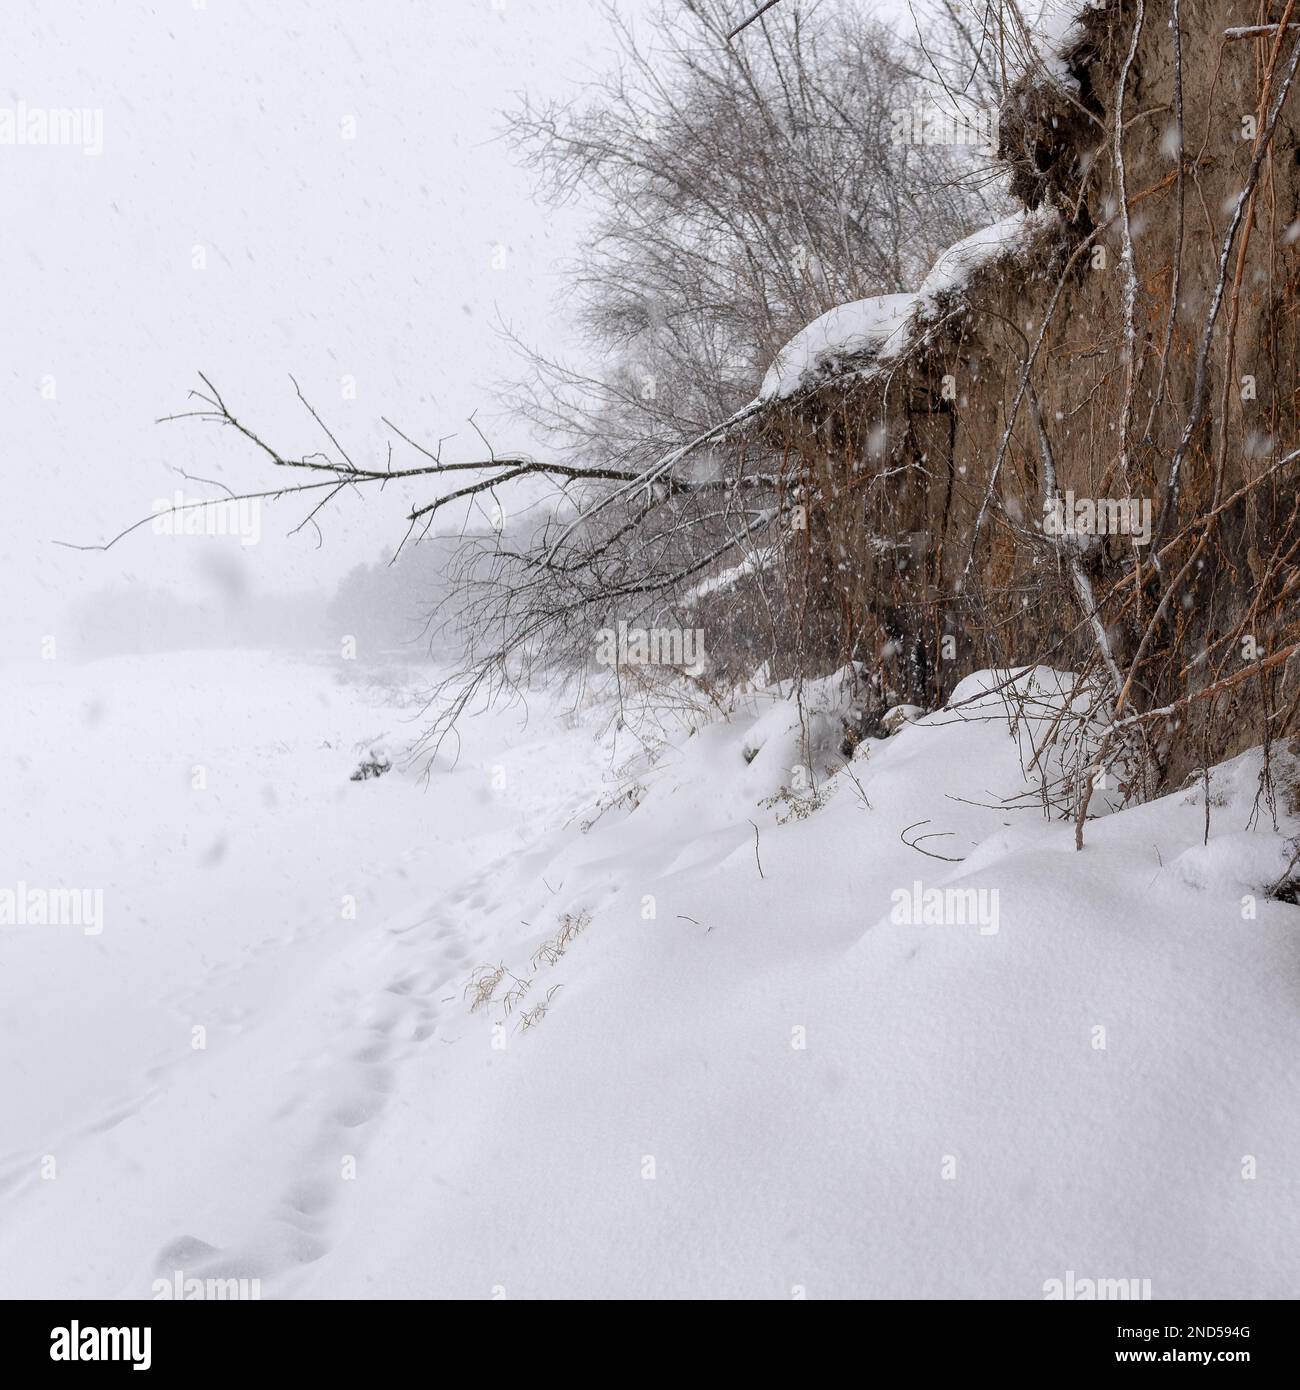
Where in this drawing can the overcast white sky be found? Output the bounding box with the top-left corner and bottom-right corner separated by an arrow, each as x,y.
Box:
2,0 -> 926,659
0,0 -> 671,655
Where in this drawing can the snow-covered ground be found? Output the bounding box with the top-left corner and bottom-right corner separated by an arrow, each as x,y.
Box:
2,650 -> 1298,1298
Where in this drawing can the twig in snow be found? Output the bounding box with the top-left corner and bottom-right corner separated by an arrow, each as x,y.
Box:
900,819 -> 965,862
747,819 -> 765,878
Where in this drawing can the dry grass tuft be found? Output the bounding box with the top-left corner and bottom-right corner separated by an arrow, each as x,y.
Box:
530,909 -> 592,970
518,985 -> 563,1031
464,962 -> 507,1013
462,907 -> 593,1033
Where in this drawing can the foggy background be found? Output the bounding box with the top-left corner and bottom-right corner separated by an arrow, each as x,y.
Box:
2,0 -> 655,664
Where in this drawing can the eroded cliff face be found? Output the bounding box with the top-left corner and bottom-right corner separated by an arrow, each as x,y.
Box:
750,0 -> 1300,791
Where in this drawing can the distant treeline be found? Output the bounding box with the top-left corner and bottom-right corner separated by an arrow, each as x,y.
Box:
64,535 -> 472,663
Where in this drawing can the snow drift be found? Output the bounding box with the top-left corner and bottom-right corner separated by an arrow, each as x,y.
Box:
2,651 -> 1297,1298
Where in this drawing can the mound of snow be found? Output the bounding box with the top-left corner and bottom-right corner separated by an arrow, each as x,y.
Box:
758,206 -> 1058,405
918,208 -> 1057,309
944,664 -> 1093,718
760,293 -> 917,401
1172,832 -> 1296,895
882,703 -> 923,733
